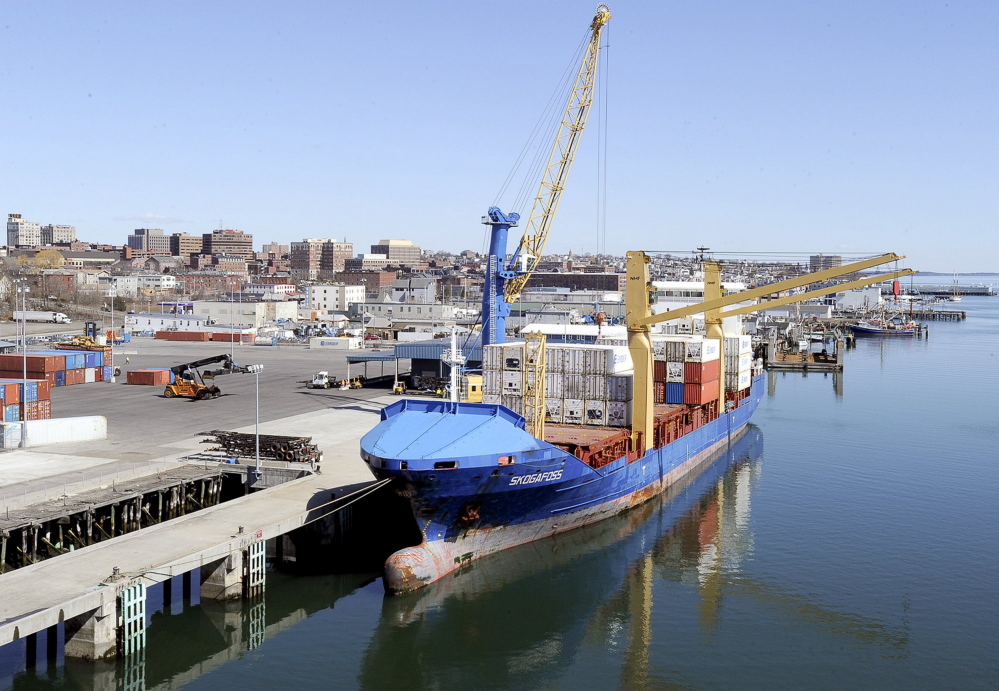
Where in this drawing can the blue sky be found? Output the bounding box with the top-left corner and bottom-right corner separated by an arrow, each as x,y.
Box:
2,1 -> 996,272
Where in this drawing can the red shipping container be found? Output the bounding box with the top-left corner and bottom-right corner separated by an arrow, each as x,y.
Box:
95,366 -> 104,382
684,360 -> 720,384
654,382 -> 666,405
684,380 -> 719,406
653,360 -> 667,382
0,382 -> 20,405
39,399 -> 52,419
126,369 -> 171,386
0,353 -> 65,373
25,401 -> 40,420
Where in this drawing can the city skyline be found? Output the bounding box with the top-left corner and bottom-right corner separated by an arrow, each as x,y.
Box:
1,1 -> 995,272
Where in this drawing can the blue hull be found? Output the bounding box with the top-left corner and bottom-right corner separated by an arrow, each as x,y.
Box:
361,375 -> 764,593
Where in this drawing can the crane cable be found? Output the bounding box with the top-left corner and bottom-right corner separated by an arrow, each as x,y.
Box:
492,30 -> 591,212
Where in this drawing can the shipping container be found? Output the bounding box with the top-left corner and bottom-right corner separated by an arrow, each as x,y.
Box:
606,375 -> 633,402
502,343 -> 524,371
684,360 -> 721,384
544,398 -> 563,424
482,393 -> 502,405
55,370 -> 66,387
724,334 -> 753,355
4,404 -> 20,422
684,380 -> 719,406
653,360 -> 667,382
563,374 -> 585,400
95,365 -> 104,382
501,394 -> 523,415
482,345 -> 501,372
606,401 -> 632,428
502,370 -> 523,393
563,346 -> 586,375
685,338 -> 720,363
0,353 -> 65,373
39,399 -> 52,419
545,372 -> 563,399
103,366 -> 113,381
724,352 -> 753,373
84,368 -> 96,383
562,398 -> 584,425
666,382 -> 685,405
584,374 -> 608,400
725,370 -> 752,392
667,362 -> 685,383
583,399 -> 606,425
545,347 -> 564,374
483,370 -> 501,395
126,369 -> 171,386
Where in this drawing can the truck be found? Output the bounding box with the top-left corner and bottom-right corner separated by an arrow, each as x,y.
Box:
309,371 -> 335,389
12,310 -> 71,324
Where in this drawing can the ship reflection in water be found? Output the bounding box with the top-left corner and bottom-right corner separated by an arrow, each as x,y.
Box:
4,423 -> 910,691
360,424 -> 908,690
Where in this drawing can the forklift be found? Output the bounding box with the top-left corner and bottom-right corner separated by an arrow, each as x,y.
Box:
164,354 -> 249,400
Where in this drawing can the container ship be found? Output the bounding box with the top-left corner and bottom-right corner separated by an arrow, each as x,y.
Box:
362,323 -> 763,594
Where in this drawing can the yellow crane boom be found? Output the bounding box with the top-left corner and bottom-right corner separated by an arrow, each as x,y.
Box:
503,4 -> 611,304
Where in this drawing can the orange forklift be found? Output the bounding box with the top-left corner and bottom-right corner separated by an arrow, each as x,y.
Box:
164,354 -> 249,400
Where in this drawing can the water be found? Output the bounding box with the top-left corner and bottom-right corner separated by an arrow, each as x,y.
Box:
3,299 -> 997,690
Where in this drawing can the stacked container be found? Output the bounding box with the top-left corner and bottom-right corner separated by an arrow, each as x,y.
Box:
482,342 -> 634,428
723,334 -> 753,393
648,335 -> 721,405
0,378 -> 53,421
0,349 -> 108,387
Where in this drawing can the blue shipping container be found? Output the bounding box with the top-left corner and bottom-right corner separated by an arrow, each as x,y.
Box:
85,353 -> 97,368
666,382 -> 685,404
5,404 -> 20,422
55,370 -> 66,387
94,352 -> 104,367
103,366 -> 113,381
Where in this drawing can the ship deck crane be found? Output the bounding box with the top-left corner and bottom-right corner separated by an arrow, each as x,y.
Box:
480,4 -> 611,348
626,251 -> 917,452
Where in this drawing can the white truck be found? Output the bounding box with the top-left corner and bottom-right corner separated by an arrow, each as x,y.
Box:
13,310 -> 71,324
309,371 -> 334,389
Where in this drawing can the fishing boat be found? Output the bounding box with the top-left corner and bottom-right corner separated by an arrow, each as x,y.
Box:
851,315 -> 916,336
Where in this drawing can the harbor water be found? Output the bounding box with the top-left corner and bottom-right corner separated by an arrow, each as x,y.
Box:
3,294 -> 997,690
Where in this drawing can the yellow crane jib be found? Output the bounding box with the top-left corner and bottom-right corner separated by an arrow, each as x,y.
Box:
502,4 -> 611,305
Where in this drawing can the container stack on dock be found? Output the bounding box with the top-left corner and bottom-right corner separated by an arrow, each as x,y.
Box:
482,343 -> 635,428
0,350 -> 112,388
0,378 -> 53,421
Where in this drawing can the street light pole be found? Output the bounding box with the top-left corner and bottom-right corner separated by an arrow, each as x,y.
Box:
109,284 -> 117,383
17,283 -> 30,448
244,364 -> 264,479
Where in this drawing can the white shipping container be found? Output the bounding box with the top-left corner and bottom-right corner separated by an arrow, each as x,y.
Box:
606,374 -> 633,402
309,337 -> 362,350
564,374 -> 585,400
686,338 -> 720,363
501,394 -> 523,414
84,367 -> 96,383
563,347 -> 586,374
583,345 -> 633,375
606,401 -> 632,427
724,352 -> 753,372
545,398 -> 563,424
563,398 -> 584,425
482,393 -> 501,405
725,370 -> 752,392
483,344 -> 502,371
584,374 -> 607,400
545,347 -> 565,374
545,372 -> 563,399
502,371 -> 522,393
483,370 -> 502,395
502,343 -> 524,371
666,362 -> 685,383
724,334 -> 753,355
583,399 -> 606,425
666,340 -> 687,362
651,340 -> 667,361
